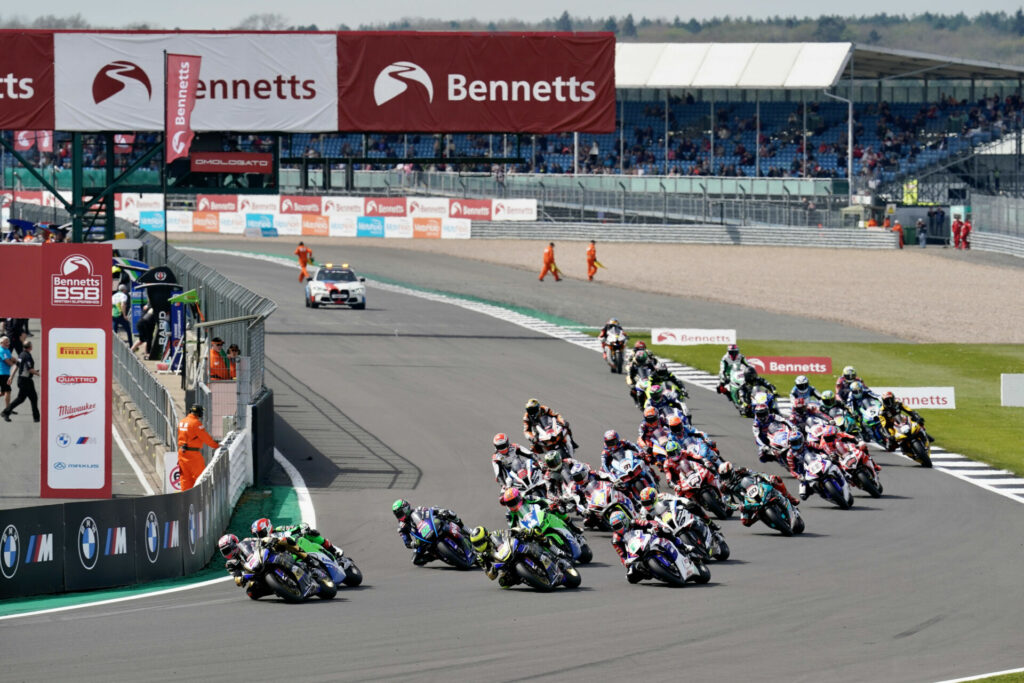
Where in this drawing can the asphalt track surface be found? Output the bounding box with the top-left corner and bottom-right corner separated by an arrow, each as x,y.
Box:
2,246 -> 1021,683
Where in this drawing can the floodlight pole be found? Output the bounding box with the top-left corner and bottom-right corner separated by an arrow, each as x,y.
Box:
823,89 -> 854,207
162,50 -> 169,263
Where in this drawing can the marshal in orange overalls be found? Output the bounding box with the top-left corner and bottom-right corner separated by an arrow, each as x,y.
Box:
539,243 -> 560,281
586,241 -> 597,281
176,411 -> 219,491
295,242 -> 313,282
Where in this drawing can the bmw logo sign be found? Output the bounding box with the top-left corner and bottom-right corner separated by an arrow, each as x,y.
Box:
78,517 -> 98,570
1,525 -> 19,579
56,433 -> 71,448
145,511 -> 160,564
187,504 -> 197,555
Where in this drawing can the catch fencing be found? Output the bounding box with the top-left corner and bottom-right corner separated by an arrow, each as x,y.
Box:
112,338 -> 179,447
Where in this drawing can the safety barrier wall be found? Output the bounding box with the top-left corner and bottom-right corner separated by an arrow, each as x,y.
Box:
467,222 -> 901,249
0,430 -> 250,599
971,231 -> 1024,259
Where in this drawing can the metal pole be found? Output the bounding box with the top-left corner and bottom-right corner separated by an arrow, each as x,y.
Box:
71,132 -> 83,243
709,100 -> 715,175
802,91 -> 808,177
573,132 -> 579,176
755,92 -> 761,177
104,133 -> 116,240
619,98 -> 624,175
664,90 -> 669,175
162,50 -> 169,262
823,89 -> 854,206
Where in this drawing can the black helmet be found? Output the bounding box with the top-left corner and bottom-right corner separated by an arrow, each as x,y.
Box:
190,403 -> 204,418
525,398 -> 540,416
744,367 -> 757,382
543,452 -> 563,471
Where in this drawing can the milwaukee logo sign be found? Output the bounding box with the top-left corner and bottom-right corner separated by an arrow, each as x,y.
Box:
58,402 -> 97,420
51,255 -> 102,307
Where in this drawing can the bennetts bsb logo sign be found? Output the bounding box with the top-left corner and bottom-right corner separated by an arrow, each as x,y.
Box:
51,255 -> 102,306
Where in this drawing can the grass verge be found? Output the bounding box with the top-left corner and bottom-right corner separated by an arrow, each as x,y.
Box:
621,335 -> 1024,476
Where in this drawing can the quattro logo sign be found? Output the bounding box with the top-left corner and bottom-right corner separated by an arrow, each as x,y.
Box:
55,374 -> 98,384
57,343 -> 97,359
51,254 -> 102,306
748,356 -> 833,375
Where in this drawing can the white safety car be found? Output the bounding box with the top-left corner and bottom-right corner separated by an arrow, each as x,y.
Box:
304,263 -> 366,309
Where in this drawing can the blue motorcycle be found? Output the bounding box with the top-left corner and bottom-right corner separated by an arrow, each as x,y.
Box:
411,510 -> 476,570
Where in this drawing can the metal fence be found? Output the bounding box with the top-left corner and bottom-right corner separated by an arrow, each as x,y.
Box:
972,194 -> 1024,238
112,338 -> 179,446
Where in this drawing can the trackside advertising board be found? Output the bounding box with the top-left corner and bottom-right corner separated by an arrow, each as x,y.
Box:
872,387 -> 956,410
651,329 -> 737,345
748,356 -> 833,375
337,32 -> 615,133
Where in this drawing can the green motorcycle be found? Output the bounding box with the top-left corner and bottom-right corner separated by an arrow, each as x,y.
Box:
512,502 -> 593,565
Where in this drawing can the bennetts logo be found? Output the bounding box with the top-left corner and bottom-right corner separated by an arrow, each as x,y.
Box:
52,255 -> 102,307
93,61 -> 153,104
374,62 -> 433,106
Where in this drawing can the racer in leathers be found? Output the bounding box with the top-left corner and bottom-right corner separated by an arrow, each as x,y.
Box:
717,344 -> 749,389
608,510 -> 675,583
717,461 -> 801,508
733,475 -> 804,527
845,381 -> 879,419
501,486 -> 583,536
598,319 -> 628,360
650,361 -> 688,399
220,534 -> 273,599
636,406 -> 666,454
783,431 -> 816,499
637,486 -> 720,531
541,451 -> 582,501
643,383 -> 682,416
790,375 -> 822,402
787,397 -> 829,434
879,391 -> 934,442
491,432 -> 538,487
471,525 -> 545,589
392,499 -> 469,566
271,521 -> 345,562
819,389 -> 847,413
664,413 -> 718,457
753,403 -> 796,459
627,350 -> 657,407
809,424 -> 881,472
523,398 -> 579,451
835,366 -> 869,403
601,429 -> 643,472
739,367 -> 778,413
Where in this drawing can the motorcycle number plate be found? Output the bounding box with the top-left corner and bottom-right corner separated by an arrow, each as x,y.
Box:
842,454 -> 859,468
687,473 -> 701,487
746,485 -> 761,499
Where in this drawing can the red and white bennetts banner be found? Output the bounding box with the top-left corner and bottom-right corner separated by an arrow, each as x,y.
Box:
0,33 -> 54,129
165,53 -> 201,163
872,387 -> 956,410
54,33 -> 338,131
651,329 -> 737,346
336,32 -> 616,132
748,356 -> 833,375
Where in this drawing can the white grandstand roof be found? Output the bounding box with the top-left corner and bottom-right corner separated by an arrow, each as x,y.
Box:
616,42 -> 1024,90
616,43 -> 853,90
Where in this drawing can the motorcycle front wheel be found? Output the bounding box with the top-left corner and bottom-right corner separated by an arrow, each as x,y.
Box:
265,571 -> 304,603
646,556 -> 686,586
516,560 -> 554,592
911,439 -> 932,468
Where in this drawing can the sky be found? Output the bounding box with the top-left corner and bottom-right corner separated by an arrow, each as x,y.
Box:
9,0 -> 1024,29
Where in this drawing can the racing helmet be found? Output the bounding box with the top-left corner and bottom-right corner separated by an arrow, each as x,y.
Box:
543,452 -> 563,472
795,375 -> 809,390
469,526 -> 489,553
500,487 -> 523,512
492,433 -> 510,455
392,499 -> 412,520
607,318 -> 620,328
643,406 -> 658,424
655,361 -> 668,374
666,414 -> 683,433
788,431 -> 805,451
524,398 -> 540,416
634,340 -> 647,351
820,390 -> 836,406
843,365 -> 857,380
718,461 -> 734,477
881,391 -> 896,408
664,440 -> 681,460
570,462 -> 589,483
603,429 -> 620,449
753,404 -> 770,422
635,350 -> 649,364
218,533 -> 239,559
608,510 -> 629,532
849,381 -> 864,398
251,518 -> 273,538
744,367 -> 757,382
791,397 -> 807,414
639,487 -> 659,509
649,384 -> 664,401
727,344 -> 740,359
820,425 -> 838,443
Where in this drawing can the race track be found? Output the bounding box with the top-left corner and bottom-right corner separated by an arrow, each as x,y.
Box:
2,246 -> 1021,682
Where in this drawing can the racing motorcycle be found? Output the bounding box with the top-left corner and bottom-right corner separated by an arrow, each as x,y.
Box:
801,450 -> 855,509
290,535 -> 364,587
488,530 -> 581,591
672,458 -> 732,520
624,528 -> 710,587
234,538 -> 338,603
824,404 -> 862,439
679,435 -> 724,472
531,414 -> 574,460
582,480 -> 636,531
856,397 -> 889,447
656,497 -> 731,562
629,365 -> 654,408
515,502 -> 593,565
606,452 -> 659,502
725,366 -> 749,415
505,461 -> 550,500
890,414 -> 933,468
409,509 -> 477,570
810,428 -> 883,499
740,479 -> 805,536
604,329 -> 627,374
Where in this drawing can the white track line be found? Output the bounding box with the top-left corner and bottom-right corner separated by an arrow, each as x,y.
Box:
0,576 -> 232,622
274,447 -> 316,529
183,246 -> 1024,506
936,665 -> 1024,683
112,423 -> 155,496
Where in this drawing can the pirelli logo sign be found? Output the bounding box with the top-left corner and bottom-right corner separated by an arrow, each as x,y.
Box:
57,343 -> 97,359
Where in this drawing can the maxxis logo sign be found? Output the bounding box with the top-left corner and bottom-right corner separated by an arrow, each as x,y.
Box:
52,254 -> 102,306
92,60 -> 152,104
374,61 -> 433,106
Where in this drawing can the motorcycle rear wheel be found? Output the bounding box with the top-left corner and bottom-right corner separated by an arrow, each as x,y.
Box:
265,572 -> 304,603
516,561 -> 554,592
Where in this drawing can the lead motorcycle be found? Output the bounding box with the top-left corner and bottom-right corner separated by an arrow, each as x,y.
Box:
408,509 -> 477,570
623,527 -> 710,586
233,537 -> 338,603
604,329 -> 627,374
